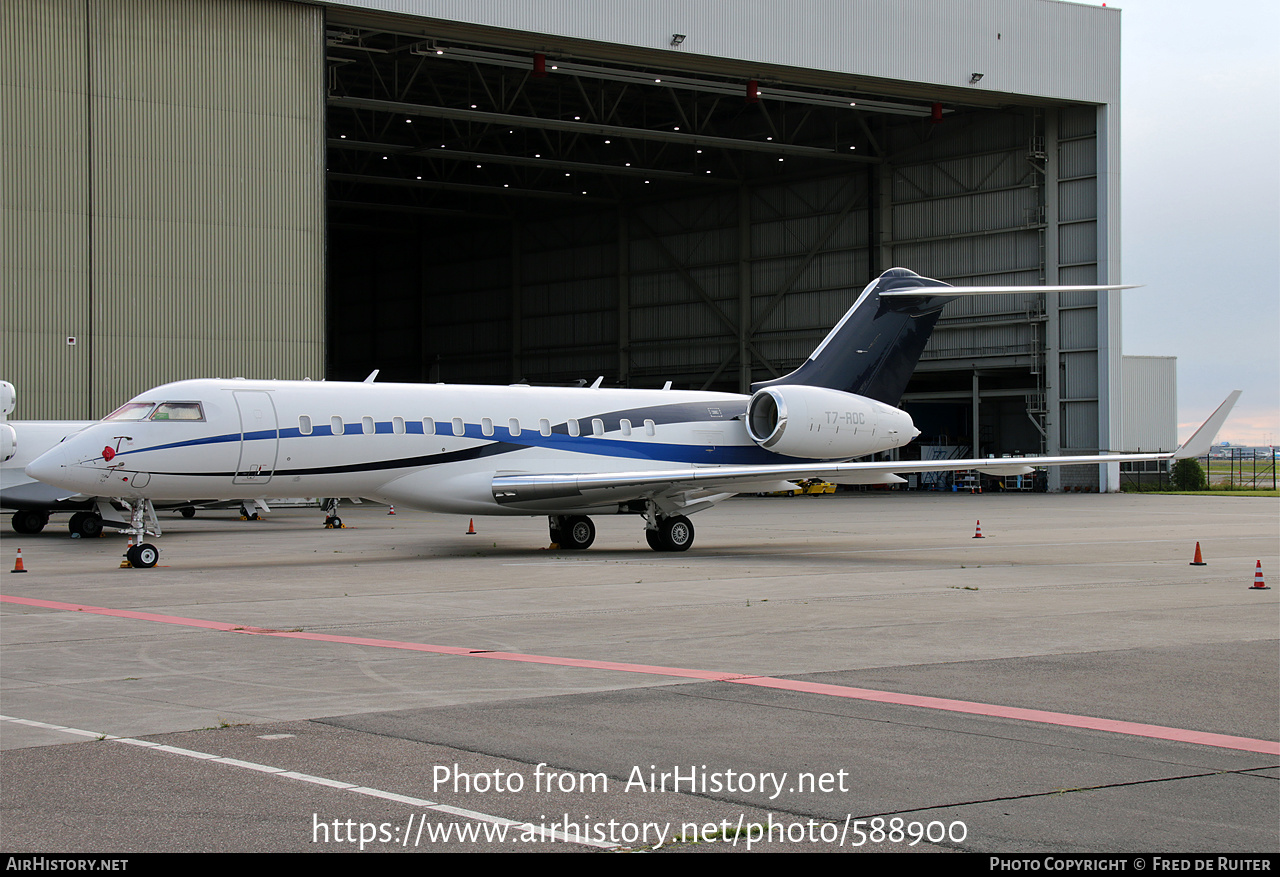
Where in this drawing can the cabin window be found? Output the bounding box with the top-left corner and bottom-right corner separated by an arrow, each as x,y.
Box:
331,416 -> 344,435
481,417 -> 494,437
299,415 -> 313,436
423,417 -> 435,436
591,418 -> 604,437
362,416 -> 374,435
149,402 -> 204,421
508,418 -> 521,437
539,418 -> 551,436
392,416 -> 405,435
567,419 -> 580,437
104,402 -> 155,422
644,419 -> 656,436
451,417 -> 465,436
620,418 -> 632,436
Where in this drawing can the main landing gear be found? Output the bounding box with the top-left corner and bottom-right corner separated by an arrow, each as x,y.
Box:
549,513 -> 695,552
68,510 -> 104,538
549,515 -> 596,550
10,510 -> 49,535
646,515 -> 694,552
9,510 -> 106,538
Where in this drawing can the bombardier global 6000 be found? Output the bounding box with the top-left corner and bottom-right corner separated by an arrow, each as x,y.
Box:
25,269 -> 1238,567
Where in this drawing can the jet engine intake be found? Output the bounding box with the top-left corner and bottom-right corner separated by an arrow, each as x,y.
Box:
745,385 -> 916,459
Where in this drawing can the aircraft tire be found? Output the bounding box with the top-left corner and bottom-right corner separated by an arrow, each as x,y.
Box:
658,515 -> 694,552
11,510 -> 48,535
179,506 -> 196,519
645,528 -> 663,551
129,543 -> 159,568
69,512 -> 103,539
561,515 -> 595,550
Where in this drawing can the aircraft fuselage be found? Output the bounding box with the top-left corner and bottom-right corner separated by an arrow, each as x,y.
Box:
26,378 -> 916,517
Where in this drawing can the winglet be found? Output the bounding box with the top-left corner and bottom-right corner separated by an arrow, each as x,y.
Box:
1174,390 -> 1242,459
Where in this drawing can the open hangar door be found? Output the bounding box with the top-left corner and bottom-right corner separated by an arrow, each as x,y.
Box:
322,15 -> 1105,475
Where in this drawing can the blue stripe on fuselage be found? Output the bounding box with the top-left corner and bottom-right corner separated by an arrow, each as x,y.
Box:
95,407 -> 803,469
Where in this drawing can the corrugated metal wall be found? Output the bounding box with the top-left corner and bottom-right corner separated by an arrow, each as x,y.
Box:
1,0 -> 324,420
2,0 -> 92,419
1122,356 -> 1177,453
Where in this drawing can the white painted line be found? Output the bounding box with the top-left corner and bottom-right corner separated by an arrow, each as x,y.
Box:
0,714 -> 618,849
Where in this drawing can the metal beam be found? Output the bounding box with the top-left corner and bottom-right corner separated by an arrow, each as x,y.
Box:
328,95 -> 873,162
328,138 -> 709,182
327,172 -> 613,203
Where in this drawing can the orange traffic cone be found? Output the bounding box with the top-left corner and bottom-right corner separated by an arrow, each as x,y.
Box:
120,538 -> 134,569
11,548 -> 27,573
1250,560 -> 1269,590
1190,542 -> 1207,566
387,505 -> 396,515
466,519 -> 477,535
973,520 -> 984,539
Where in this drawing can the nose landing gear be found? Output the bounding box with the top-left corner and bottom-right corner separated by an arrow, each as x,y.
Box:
119,499 -> 162,569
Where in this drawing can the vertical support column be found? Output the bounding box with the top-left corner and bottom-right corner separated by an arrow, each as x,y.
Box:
972,372 -> 981,457
617,208 -> 630,385
510,221 -> 522,382
737,186 -> 752,394
1045,109 -> 1063,492
418,228 -> 430,382
877,161 -> 893,274
1096,102 -> 1123,491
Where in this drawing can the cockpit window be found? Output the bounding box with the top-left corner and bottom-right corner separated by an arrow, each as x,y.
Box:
104,402 -> 156,421
149,402 -> 205,421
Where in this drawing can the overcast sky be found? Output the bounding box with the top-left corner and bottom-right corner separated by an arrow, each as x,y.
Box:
1113,0 -> 1279,445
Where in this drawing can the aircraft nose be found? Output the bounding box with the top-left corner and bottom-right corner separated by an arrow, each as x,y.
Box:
25,445 -> 72,488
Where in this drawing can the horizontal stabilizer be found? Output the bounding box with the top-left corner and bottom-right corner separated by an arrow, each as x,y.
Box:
881,283 -> 1140,297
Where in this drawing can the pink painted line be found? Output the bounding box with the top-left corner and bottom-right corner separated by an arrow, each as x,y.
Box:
731,676 -> 1280,755
1,594 -> 241,631
5,593 -> 1278,756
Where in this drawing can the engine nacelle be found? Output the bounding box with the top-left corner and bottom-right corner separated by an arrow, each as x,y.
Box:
745,385 -> 917,459
0,423 -> 16,462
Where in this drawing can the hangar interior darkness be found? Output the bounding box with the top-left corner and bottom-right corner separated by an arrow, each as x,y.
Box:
323,13 -> 1103,464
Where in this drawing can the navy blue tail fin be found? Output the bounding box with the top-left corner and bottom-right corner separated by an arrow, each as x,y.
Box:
751,268 -> 957,405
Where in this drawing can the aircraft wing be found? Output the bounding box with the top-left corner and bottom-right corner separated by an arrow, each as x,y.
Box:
492,391 -> 1240,505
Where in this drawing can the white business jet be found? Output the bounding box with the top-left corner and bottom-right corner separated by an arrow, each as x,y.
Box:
25,269 -> 1238,567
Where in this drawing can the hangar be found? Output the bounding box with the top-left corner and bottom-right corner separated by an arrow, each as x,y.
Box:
2,0 -> 1159,491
